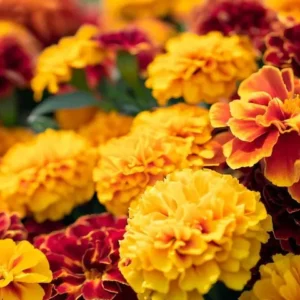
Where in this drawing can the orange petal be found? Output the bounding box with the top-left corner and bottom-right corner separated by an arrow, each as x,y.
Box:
288,181 -> 300,203
228,119 -> 268,142
238,66 -> 289,100
285,114 -> 300,132
209,103 -> 231,128
224,130 -> 279,169
247,92 -> 273,106
281,68 -> 294,95
229,100 -> 267,119
264,132 -> 300,187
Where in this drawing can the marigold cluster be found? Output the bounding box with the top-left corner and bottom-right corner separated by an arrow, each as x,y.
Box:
119,168 -> 272,299
240,253 -> 300,300
35,213 -> 137,300
0,239 -> 52,300
264,23 -> 300,76
31,25 -> 106,100
0,129 -> 96,222
210,66 -> 300,202
131,103 -> 225,168
191,0 -> 281,52
146,32 -> 257,105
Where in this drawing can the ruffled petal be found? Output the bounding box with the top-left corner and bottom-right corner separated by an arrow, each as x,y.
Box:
209,103 -> 231,128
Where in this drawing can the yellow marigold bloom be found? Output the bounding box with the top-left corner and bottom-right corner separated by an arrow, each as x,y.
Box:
0,129 -> 96,222
93,132 -> 192,215
55,106 -> 98,130
78,110 -> 133,147
265,0 -> 300,21
31,25 -> 106,101
240,254 -> 300,300
146,32 -> 257,105
0,239 -> 52,300
172,0 -> 203,19
131,103 -> 225,168
0,126 -> 34,157
119,168 -> 272,299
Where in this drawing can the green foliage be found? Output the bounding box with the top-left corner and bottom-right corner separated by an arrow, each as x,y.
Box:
204,282 -> 241,300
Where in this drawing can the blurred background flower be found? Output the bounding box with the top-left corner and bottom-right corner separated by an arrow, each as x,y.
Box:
0,212 -> 28,241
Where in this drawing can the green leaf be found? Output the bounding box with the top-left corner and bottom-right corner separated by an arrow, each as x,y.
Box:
204,282 -> 241,300
70,69 -> 90,92
28,91 -> 99,121
0,92 -> 18,126
29,116 -> 59,133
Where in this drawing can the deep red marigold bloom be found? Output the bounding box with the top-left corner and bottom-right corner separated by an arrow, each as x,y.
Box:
210,66 -> 300,202
241,165 -> 300,253
35,213 -> 137,300
97,27 -> 157,72
191,0 -> 281,51
265,23 -> 300,77
0,212 -> 27,241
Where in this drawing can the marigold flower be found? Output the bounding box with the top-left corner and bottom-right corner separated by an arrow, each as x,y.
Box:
0,239 -> 52,300
210,66 -> 300,202
191,0 -> 281,52
131,103 -> 225,168
146,32 -> 257,105
94,132 -> 192,215
35,213 -> 137,300
0,126 -> 34,157
31,25 -> 107,101
0,21 -> 40,96
119,168 -> 271,299
0,0 -> 87,46
264,23 -> 300,77
240,253 -> 300,300
241,165 -> 300,253
79,110 -> 133,147
0,212 -> 27,242
0,129 -> 96,222
265,0 -> 300,21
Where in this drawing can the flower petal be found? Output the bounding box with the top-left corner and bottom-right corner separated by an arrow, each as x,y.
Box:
82,279 -> 115,300
224,131 -> 279,169
209,103 -> 231,128
228,119 -> 268,142
264,132 -> 300,187
229,99 -> 267,119
288,181 -> 300,203
282,68 -> 294,95
238,66 -> 289,100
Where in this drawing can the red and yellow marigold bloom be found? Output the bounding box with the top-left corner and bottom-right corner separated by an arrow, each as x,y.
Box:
78,110 -> 133,147
0,129 -> 96,222
0,0 -> 87,46
31,25 -> 107,101
0,239 -> 52,300
35,213 -> 137,300
210,66 -> 300,202
119,168 -> 271,299
146,32 -> 257,105
0,212 -> 27,242
265,0 -> 300,21
0,21 -> 40,96
0,126 -> 34,157
131,103 -> 226,168
264,23 -> 300,77
191,0 -> 281,52
240,253 -> 300,300
93,131 -> 192,215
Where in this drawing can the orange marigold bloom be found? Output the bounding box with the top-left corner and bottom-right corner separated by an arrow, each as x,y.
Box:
210,66 -> 300,202
31,25 -> 107,101
119,168 -> 272,299
79,110 -> 133,147
93,132 -> 192,215
131,103 -> 225,168
0,129 -> 96,222
0,126 -> 34,157
0,239 -> 52,300
146,32 -> 257,105
240,253 -> 300,300
265,0 -> 300,21
0,0 -> 86,46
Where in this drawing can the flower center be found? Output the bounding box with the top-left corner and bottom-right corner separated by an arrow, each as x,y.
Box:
85,268 -> 102,280
283,95 -> 300,115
